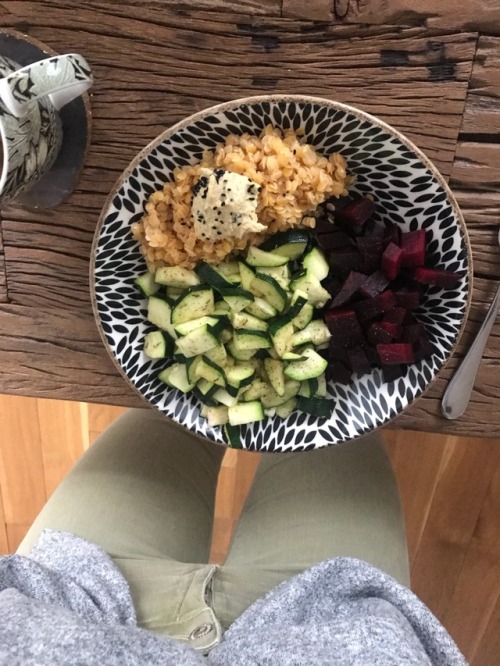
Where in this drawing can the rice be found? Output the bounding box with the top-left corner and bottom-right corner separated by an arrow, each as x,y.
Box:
132,125 -> 350,270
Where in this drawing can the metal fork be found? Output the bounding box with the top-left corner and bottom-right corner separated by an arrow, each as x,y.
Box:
441,227 -> 500,419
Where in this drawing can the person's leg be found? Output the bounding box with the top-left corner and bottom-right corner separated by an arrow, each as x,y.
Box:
18,408 -> 225,646
213,433 -> 409,629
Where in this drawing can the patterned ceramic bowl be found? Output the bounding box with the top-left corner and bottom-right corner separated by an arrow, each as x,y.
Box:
91,95 -> 472,452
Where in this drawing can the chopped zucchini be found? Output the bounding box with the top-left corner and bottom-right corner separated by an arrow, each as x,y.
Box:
213,301 -> 231,315
291,273 -> 330,308
197,378 -> 217,398
204,405 -> 229,427
264,358 -> 285,396
224,423 -> 242,448
230,311 -> 268,332
228,401 -> 264,426
258,264 -> 290,290
284,348 -> 328,381
291,320 -> 331,347
174,315 -> 219,336
296,396 -> 335,418
220,287 -> 254,313
260,379 -> 301,408
158,363 -> 195,393
225,364 -> 256,391
302,247 -> 329,281
227,340 -> 257,361
250,274 -> 288,313
195,262 -> 233,290
275,397 -> 297,419
288,291 -> 309,318
315,373 -> 328,398
147,296 -> 176,337
282,351 -> 307,361
155,266 -> 200,289
268,316 -> 294,358
292,302 -> 314,330
135,271 -> 158,297
166,286 -> 184,300
171,286 -> 215,324
213,388 -> 239,407
195,357 -> 227,387
246,246 -> 289,267
144,330 -> 173,359
242,379 -> 270,401
259,229 -> 310,260
233,330 -> 271,351
216,261 -> 241,284
238,262 -> 255,291
175,325 -> 219,358
204,344 -> 228,367
245,297 -> 277,320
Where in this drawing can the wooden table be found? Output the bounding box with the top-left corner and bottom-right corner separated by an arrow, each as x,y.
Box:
0,0 -> 499,436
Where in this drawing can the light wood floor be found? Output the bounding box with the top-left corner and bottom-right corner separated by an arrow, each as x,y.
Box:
0,395 -> 498,665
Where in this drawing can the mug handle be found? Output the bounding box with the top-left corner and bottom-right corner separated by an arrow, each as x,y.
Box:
0,53 -> 93,118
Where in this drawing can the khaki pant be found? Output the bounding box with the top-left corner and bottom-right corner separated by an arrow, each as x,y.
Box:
18,409 -> 409,652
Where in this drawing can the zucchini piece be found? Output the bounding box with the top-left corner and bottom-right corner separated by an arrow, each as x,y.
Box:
298,378 -> 319,398
260,379 -> 301,408
214,388 -> 239,407
174,315 -> 219,336
195,262 -> 233,290
147,296 -> 176,337
264,407 -> 276,417
220,287 -> 255,313
291,273 -> 330,308
135,271 -> 158,297
220,329 -> 233,344
315,373 -> 328,398
234,330 -> 271,351
284,348 -> 328,381
216,261 -> 241,284
264,358 -> 285,396
291,320 -> 331,347
143,330 -> 173,359
158,363 -> 195,393
228,401 -> 264,426
186,356 -> 203,384
195,356 -> 227,387
250,274 -> 288,313
246,246 -> 289,267
259,229 -> 310,260
268,316 -> 294,358
245,297 -> 277,320
175,325 -> 219,358
224,423 -> 242,448
258,265 -> 290,290
292,302 -> 314,330
275,397 -> 297,419
242,379 -> 270,401
302,247 -> 329,281
155,266 -> 200,289
165,286 -> 184,300
230,311 -> 268,332
238,262 -> 255,291
192,387 -> 218,407
282,351 -> 307,361
171,286 -> 215,324
213,301 -> 231,315
288,290 -> 309,319
296,396 -> 335,418
197,378 -> 217,398
204,344 -> 228,367
227,340 -> 257,361
225,364 -> 256,391
204,405 -> 229,427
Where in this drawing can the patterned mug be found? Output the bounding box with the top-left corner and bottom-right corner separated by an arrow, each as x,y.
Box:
0,53 -> 93,204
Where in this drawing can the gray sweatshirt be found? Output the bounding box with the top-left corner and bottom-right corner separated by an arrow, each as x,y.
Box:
0,531 -> 466,665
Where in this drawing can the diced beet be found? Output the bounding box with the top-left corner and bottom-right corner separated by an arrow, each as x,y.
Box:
329,250 -> 363,274
394,289 -> 420,310
317,230 -> 353,250
362,252 -> 381,274
377,343 -> 415,365
325,309 -> 365,348
382,364 -> 406,383
335,197 -> 376,232
376,290 -> 396,311
364,221 -> 385,239
402,323 -> 426,344
414,337 -> 434,362
329,271 -> 367,308
367,323 -> 394,344
355,290 -> 395,322
383,307 -> 407,325
357,235 -> 383,255
360,271 -> 390,298
328,339 -> 349,364
314,216 -> 336,234
379,321 -> 403,340
381,242 -> 403,280
401,229 -> 426,267
382,222 -> 401,248
328,361 -> 352,385
412,267 -> 464,289
347,346 -> 371,375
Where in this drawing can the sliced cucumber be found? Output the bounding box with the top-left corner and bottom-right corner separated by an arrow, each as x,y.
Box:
204,405 -> 229,427
158,363 -> 195,393
245,297 -> 277,320
171,286 -> 215,324
302,247 -> 329,281
233,330 -> 271,351
195,262 -> 232,290
246,246 -> 289,267
227,340 -> 257,361
264,358 -> 285,396
174,315 -> 219,336
291,320 -> 331,347
135,271 -> 158,297
220,287 -> 254,313
228,401 -> 264,426
175,325 -> 219,358
147,296 -> 176,337
250,274 -> 288,313
284,348 -> 328,381
155,266 -> 200,289
258,265 -> 290,290
238,262 -> 255,291
144,330 -> 173,359
268,316 -> 294,358
296,396 -> 335,418
275,397 -> 297,419
291,273 -> 330,308
230,311 -> 268,332
259,229 -> 310,260
224,423 -> 242,448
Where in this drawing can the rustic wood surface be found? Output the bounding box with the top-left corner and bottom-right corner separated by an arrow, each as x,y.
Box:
0,1 -> 499,436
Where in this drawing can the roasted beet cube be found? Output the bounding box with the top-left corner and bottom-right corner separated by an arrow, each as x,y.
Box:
357,235 -> 383,255
325,309 -> 365,348
329,250 -> 363,274
381,242 -> 403,280
328,338 -> 349,364
314,216 -> 336,234
382,222 -> 401,248
367,323 -> 394,344
362,252 -> 381,274
382,364 -> 406,383
402,323 -> 426,344
376,290 -> 396,312
412,267 -> 464,289
328,361 -> 352,385
360,271 -> 390,298
401,229 -> 426,267
414,337 -> 435,362
377,343 -> 415,365
329,271 -> 367,308
355,290 -> 395,321
394,289 -> 420,310
364,220 -> 385,239
347,346 -> 371,375
335,197 -> 376,232
317,230 -> 353,250
383,308 -> 407,325
379,321 -> 403,340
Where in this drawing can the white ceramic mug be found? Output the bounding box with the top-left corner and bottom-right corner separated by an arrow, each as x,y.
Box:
0,53 -> 93,204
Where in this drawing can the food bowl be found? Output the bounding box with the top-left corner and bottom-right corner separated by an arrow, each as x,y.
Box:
91,95 -> 471,452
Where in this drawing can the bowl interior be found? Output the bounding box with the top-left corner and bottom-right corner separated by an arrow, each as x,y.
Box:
92,96 -> 470,452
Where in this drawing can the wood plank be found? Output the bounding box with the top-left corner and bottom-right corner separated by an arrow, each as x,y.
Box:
471,595 -> 500,666
0,253 -> 7,304
0,395 -> 47,548
37,398 -> 86,497
461,36 -> 500,135
0,474 -> 8,555
6,524 -> 32,553
283,0 -> 500,35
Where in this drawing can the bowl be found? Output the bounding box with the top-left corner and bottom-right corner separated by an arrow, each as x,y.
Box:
91,95 -> 472,452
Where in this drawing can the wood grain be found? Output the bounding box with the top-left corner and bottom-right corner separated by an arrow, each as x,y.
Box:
461,36 -> 500,135
0,477 -> 7,555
